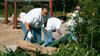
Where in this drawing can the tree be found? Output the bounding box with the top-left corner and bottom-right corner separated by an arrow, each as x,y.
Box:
53,0 -> 78,12
75,0 -> 100,51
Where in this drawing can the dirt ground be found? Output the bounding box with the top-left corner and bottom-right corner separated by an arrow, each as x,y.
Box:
0,20 -> 68,51
0,21 -> 24,51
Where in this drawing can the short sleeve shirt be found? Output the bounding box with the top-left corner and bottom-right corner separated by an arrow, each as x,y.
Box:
46,17 -> 62,30
19,12 -> 26,22
23,8 -> 42,28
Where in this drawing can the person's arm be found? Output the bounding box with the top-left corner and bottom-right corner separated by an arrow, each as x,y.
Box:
23,14 -> 34,31
45,19 -> 52,32
56,29 -> 62,35
24,22 -> 30,31
56,20 -> 64,36
56,29 -> 64,36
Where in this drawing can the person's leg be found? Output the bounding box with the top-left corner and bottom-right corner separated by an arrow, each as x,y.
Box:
70,26 -> 77,41
47,30 -> 53,43
42,30 -> 53,47
41,26 -> 49,45
20,22 -> 27,34
70,32 -> 77,40
33,28 -> 41,43
29,26 -> 36,43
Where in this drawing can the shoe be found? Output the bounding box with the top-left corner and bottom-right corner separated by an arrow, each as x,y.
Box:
41,42 -> 52,47
41,43 -> 48,47
44,42 -> 52,47
41,44 -> 45,47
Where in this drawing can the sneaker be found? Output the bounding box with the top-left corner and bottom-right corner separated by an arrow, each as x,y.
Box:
41,44 -> 46,47
45,42 -> 52,47
41,42 -> 52,47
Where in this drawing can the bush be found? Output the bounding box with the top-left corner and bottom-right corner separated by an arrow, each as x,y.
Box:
75,0 -> 100,50
52,40 -> 100,56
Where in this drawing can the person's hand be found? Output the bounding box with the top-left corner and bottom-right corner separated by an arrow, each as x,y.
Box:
27,31 -> 32,39
66,23 -> 69,27
45,29 -> 48,32
61,34 -> 64,37
24,22 -> 30,31
45,27 -> 48,32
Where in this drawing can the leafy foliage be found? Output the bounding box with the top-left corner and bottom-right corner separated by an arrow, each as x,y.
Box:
75,0 -> 100,50
52,41 -> 100,56
2,47 -> 30,56
53,0 -> 78,12
0,39 -> 100,56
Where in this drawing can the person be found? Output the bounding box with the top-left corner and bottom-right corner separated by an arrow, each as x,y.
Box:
20,6 -> 49,43
10,13 -> 14,20
42,16 -> 66,47
66,5 -> 83,41
19,9 -> 26,22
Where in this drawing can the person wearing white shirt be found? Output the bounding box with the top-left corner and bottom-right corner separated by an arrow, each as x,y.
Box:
42,16 -> 66,47
20,6 -> 49,43
19,12 -> 26,22
66,5 -> 82,41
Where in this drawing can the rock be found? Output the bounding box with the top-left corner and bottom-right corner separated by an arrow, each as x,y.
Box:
5,45 -> 17,51
41,47 -> 57,55
16,40 -> 41,51
16,40 -> 57,55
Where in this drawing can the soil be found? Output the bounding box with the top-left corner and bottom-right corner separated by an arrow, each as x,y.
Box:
0,21 -> 24,51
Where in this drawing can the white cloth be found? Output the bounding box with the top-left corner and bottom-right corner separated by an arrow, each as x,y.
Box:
46,17 -> 62,31
27,31 -> 33,39
19,12 -> 26,22
23,8 -> 43,28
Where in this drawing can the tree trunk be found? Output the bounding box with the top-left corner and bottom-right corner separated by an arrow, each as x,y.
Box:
63,0 -> 66,15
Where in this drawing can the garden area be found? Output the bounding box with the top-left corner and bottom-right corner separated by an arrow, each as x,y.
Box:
0,0 -> 100,56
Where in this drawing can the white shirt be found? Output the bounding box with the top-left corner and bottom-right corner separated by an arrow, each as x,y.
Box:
46,17 -> 62,31
67,10 -> 83,27
72,10 -> 79,18
23,8 -> 43,28
19,12 -> 26,22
